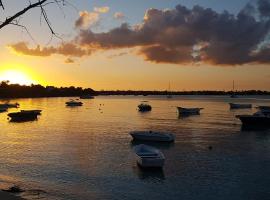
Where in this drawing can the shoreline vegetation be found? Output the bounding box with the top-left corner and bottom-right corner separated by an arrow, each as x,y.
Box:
0,81 -> 270,99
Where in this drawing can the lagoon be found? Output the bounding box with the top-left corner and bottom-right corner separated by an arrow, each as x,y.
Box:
0,95 -> 270,200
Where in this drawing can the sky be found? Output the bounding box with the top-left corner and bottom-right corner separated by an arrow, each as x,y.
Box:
0,0 -> 270,91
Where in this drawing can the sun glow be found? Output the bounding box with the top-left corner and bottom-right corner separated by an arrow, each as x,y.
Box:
0,70 -> 36,85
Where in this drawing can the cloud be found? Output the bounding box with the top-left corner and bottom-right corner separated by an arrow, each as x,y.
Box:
107,51 -> 128,58
74,2 -> 270,65
9,1 -> 270,65
258,0 -> 270,17
9,42 -> 92,57
114,12 -> 125,20
75,11 -> 99,29
94,6 -> 110,13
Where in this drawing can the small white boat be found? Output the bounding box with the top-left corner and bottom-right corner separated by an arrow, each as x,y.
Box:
229,103 -> 252,109
177,107 -> 203,115
133,144 -> 165,168
66,99 -> 83,106
130,131 -> 175,142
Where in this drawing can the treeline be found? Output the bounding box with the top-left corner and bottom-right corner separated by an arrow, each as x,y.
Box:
98,90 -> 270,96
0,81 -> 95,98
0,81 -> 270,98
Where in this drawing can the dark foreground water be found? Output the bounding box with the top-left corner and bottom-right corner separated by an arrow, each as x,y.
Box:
0,95 -> 270,200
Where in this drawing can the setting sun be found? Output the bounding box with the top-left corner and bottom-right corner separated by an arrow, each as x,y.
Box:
0,70 -> 36,85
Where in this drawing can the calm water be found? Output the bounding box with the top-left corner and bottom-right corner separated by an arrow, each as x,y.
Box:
0,96 -> 270,200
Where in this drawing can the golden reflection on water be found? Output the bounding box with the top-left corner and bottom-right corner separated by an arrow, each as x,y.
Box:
0,96 -> 269,199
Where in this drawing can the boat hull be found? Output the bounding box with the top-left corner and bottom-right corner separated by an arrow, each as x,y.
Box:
8,112 -> 39,122
66,102 -> 83,106
237,115 -> 270,127
136,155 -> 165,168
229,103 -> 252,109
130,131 -> 175,142
177,107 -> 202,115
138,104 -> 152,112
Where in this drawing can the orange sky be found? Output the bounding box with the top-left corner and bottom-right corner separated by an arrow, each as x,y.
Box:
0,0 -> 270,91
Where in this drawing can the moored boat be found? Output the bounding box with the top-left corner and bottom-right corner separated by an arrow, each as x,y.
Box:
138,103 -> 152,112
177,107 -> 203,115
130,130 -> 175,142
236,111 -> 270,128
229,103 -> 252,109
66,99 -> 83,106
8,110 -> 40,122
256,106 -> 270,113
133,144 -> 165,168
0,102 -> 19,109
0,107 -> 8,112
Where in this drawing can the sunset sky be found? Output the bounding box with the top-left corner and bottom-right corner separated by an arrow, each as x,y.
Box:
0,0 -> 270,91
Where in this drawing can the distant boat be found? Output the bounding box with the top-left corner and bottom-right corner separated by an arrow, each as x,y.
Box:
0,107 -> 8,112
166,82 -> 172,99
256,106 -> 270,113
177,107 -> 203,115
138,103 -> 152,112
0,102 -> 19,108
236,111 -> 270,128
8,110 -> 40,122
229,103 -> 252,109
130,130 -> 175,142
230,80 -> 237,98
133,144 -> 165,168
80,94 -> 94,99
66,99 -> 83,106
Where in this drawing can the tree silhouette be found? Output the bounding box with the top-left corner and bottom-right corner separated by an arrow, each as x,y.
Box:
0,0 -> 68,36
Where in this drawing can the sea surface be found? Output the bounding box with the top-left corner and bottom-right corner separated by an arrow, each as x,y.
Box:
0,95 -> 270,200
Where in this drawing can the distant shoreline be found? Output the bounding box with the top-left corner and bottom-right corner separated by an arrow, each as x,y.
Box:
1,81 -> 270,99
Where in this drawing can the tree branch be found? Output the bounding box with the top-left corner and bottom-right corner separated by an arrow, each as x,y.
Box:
0,0 -> 4,10
0,0 -> 47,30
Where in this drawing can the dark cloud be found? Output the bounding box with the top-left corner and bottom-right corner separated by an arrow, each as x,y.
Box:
258,0 -> 270,17
74,1 -> 270,65
9,0 -> 270,65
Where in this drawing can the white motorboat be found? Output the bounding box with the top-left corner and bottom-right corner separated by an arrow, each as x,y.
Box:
177,107 -> 203,115
133,144 -> 165,168
130,130 -> 175,142
229,103 -> 252,109
66,99 -> 83,106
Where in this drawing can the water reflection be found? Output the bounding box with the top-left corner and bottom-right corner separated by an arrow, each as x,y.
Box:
241,124 -> 270,131
132,166 -> 165,182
